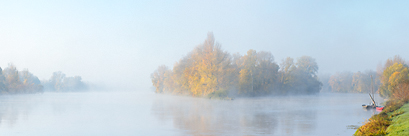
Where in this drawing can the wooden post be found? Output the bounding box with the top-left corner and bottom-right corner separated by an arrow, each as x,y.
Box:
369,93 -> 376,106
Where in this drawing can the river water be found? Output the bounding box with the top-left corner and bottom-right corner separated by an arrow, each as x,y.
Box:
0,91 -> 383,136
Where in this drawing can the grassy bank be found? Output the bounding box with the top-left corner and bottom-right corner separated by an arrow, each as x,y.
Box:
386,103 -> 409,135
355,100 -> 409,136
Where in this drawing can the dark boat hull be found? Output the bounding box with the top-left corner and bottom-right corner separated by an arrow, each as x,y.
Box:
362,104 -> 376,109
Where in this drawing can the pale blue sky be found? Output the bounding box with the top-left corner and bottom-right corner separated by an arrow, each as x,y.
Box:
1,0 -> 408,90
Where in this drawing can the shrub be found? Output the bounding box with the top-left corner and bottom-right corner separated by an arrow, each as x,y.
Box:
355,112 -> 391,136
392,83 -> 409,102
383,100 -> 405,113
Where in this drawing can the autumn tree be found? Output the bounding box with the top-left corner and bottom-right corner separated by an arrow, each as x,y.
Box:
324,70 -> 379,93
382,55 -> 406,72
237,50 -> 257,95
171,56 -> 193,94
0,64 -> 43,94
151,33 -> 322,97
238,68 -> 251,94
151,33 -> 235,96
351,71 -> 378,93
3,64 -> 22,93
279,57 -> 296,94
20,69 -> 43,93
379,63 -> 409,97
329,72 -> 353,93
186,33 -> 234,96
392,83 -> 409,101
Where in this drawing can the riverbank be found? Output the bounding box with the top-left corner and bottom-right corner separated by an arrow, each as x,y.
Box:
355,100 -> 409,135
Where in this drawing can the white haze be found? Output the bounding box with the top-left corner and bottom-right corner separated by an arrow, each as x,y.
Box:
1,1 -> 409,90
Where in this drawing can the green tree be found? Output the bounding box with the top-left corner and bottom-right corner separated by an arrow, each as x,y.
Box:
253,51 -> 279,95
0,67 -> 7,93
294,56 -> 321,94
43,71 -> 87,92
63,76 -> 86,91
49,71 -> 66,91
237,50 -> 279,96
296,56 -> 318,77
352,72 -> 368,93
318,74 -> 331,92
151,65 -> 170,93
279,57 -> 296,94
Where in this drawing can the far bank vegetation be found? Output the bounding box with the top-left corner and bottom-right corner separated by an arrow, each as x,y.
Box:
0,64 -> 43,94
151,33 -> 322,98
0,64 -> 88,94
319,70 -> 380,93
42,71 -> 88,92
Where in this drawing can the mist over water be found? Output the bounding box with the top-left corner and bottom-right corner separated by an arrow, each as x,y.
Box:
1,1 -> 407,135
0,91 -> 172,135
0,91 -> 383,136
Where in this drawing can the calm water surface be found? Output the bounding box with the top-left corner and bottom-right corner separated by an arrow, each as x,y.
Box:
0,91 -> 383,136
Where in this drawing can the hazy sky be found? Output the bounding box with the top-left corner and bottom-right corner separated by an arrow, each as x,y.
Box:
1,1 -> 408,90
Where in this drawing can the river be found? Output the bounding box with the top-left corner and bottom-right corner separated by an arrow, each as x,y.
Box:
0,91 -> 383,136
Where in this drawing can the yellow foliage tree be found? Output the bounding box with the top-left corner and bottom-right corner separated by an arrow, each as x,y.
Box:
239,69 -> 251,94
151,34 -> 320,97
379,63 -> 409,97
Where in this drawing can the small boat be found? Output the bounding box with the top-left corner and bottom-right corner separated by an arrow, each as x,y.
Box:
362,104 -> 376,109
362,75 -> 377,109
376,106 -> 384,110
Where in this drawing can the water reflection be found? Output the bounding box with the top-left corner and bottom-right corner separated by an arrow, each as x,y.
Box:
0,92 -> 383,135
0,95 -> 36,127
151,95 -> 317,135
0,93 -> 85,128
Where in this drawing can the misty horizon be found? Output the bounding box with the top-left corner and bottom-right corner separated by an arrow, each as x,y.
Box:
1,1 -> 409,91
1,1 -> 409,135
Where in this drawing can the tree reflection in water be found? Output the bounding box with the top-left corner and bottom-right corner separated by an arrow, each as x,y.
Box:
0,93 -> 84,128
151,94 -> 317,135
0,94 -> 36,127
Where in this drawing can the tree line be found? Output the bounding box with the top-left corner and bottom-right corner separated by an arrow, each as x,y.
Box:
319,55 -> 409,100
151,33 -> 322,97
319,70 -> 380,93
0,64 -> 43,94
0,64 -> 87,94
42,71 -> 88,92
